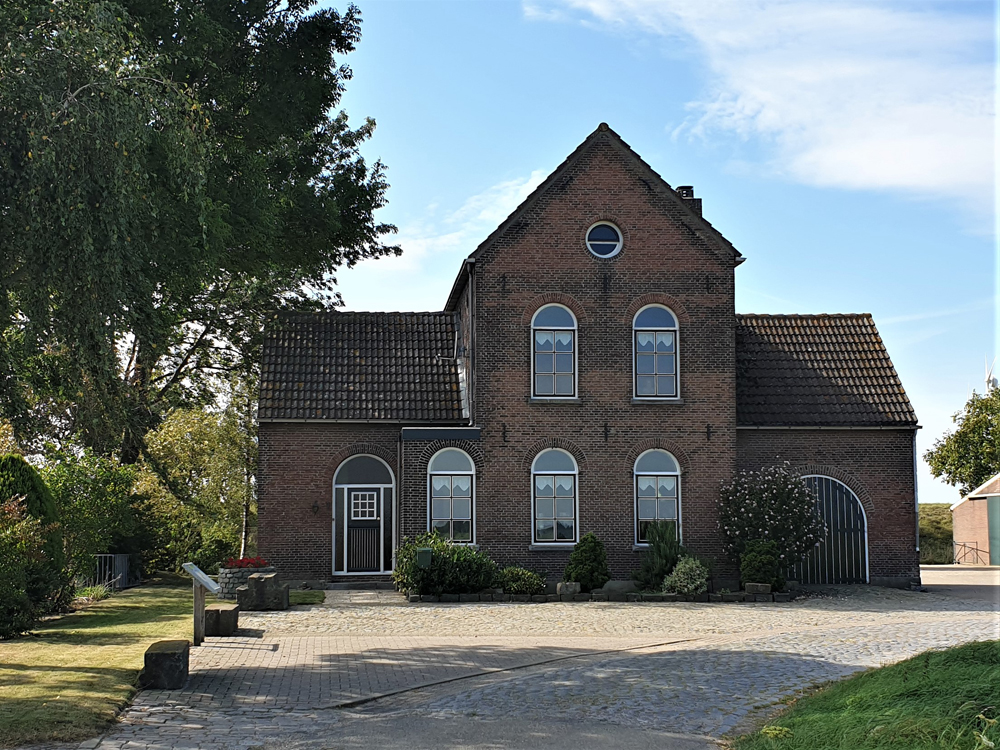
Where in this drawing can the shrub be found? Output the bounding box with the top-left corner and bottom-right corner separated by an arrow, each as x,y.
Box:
0,497 -> 46,638
718,463 -> 826,568
662,556 -> 710,597
740,539 -> 785,590
498,566 -> 546,595
42,450 -> 139,581
562,532 -> 610,592
632,520 -> 687,591
75,583 -> 113,602
0,456 -> 69,610
393,533 -> 498,595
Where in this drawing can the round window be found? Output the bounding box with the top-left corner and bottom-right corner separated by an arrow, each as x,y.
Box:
586,223 -> 622,258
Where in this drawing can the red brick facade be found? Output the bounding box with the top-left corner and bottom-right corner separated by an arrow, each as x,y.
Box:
257,125 -> 920,587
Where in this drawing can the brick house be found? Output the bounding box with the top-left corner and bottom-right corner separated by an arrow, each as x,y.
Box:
951,473 -> 1000,565
257,123 -> 921,588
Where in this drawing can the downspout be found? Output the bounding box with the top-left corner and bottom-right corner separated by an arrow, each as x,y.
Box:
913,430 -> 920,574
396,429 -> 403,571
468,259 -> 476,426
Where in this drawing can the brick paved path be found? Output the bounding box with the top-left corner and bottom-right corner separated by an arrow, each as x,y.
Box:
72,588 -> 997,750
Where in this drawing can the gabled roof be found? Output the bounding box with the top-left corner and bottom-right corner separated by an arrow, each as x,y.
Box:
258,312 -> 466,423
735,314 -> 918,428
445,123 -> 744,311
951,472 -> 1000,510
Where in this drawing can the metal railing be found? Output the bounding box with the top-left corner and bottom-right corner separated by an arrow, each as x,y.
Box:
953,541 -> 988,566
87,554 -> 135,590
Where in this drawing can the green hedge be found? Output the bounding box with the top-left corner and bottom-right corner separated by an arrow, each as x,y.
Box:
393,533 -> 498,595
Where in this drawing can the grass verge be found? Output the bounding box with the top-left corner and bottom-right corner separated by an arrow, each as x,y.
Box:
289,589 -> 325,605
731,641 -> 1000,750
0,575 -> 190,747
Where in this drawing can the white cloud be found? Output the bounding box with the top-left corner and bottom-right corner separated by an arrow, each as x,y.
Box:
337,170 -> 547,311
527,0 -> 994,211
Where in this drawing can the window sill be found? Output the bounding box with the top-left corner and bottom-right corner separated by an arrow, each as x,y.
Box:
632,544 -> 650,552
631,397 -> 684,405
528,544 -> 574,551
529,397 -> 581,404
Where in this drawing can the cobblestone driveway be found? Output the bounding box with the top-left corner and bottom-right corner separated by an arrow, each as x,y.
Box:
75,588 -> 998,750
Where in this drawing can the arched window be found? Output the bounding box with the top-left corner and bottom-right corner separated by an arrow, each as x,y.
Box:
532,305 -> 577,398
633,305 -> 678,398
428,448 -> 475,543
634,449 -> 680,544
532,448 -> 578,543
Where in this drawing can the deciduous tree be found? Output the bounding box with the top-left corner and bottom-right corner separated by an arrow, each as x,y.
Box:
925,389 -> 1000,495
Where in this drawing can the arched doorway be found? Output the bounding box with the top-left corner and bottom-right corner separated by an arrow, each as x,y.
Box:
333,455 -> 394,575
789,476 -> 869,584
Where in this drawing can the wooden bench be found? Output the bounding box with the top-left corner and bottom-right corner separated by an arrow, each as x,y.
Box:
141,640 -> 189,689
205,602 -> 239,636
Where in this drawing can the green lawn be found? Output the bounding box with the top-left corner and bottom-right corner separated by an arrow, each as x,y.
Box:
731,641 -> 1000,750
288,589 -> 325,605
0,575 -> 191,747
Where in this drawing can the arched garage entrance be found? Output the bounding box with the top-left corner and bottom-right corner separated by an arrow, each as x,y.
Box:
333,455 -> 394,575
789,476 -> 869,584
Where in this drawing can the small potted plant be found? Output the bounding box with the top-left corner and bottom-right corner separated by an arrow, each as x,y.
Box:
217,556 -> 275,600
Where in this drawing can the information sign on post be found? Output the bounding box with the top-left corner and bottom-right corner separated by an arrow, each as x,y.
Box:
182,562 -> 220,646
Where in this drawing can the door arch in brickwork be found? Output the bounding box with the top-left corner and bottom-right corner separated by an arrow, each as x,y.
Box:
332,455 -> 395,575
788,475 -> 869,585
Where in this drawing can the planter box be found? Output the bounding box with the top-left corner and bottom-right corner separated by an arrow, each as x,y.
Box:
217,566 -> 275,600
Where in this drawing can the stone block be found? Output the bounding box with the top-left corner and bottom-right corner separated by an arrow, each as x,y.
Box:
495,593 -> 511,602
420,595 -> 439,602
591,592 -> 608,602
546,594 -> 560,602
408,594 -> 421,603
511,594 -> 530,602
556,582 -> 581,597
708,594 -> 723,603
660,593 -> 680,602
142,640 -> 189,689
722,592 -> 745,602
204,603 -> 239,637
773,592 -> 791,603
236,585 -> 257,611
625,592 -> 640,602
744,583 -> 772,595
754,593 -> 774,602
459,593 -> 480,602
440,593 -> 460,603
643,593 -> 663,602
573,593 -> 591,602
598,580 -> 637,594
691,592 -> 710,603
608,592 -> 627,602
479,593 -> 493,602
265,583 -> 289,611
531,594 -> 548,603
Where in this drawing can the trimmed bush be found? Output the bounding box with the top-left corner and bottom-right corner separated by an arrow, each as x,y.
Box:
632,520 -> 687,592
0,455 -> 68,610
562,532 -> 610,592
662,556 -> 710,597
740,539 -> 784,591
498,566 -> 546,595
0,497 -> 45,638
393,533 -> 498,595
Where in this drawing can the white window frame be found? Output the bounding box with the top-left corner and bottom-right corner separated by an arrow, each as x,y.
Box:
427,448 -> 476,544
531,448 -> 579,545
531,304 -> 578,399
633,449 -> 682,546
632,304 -> 680,400
585,221 -> 623,258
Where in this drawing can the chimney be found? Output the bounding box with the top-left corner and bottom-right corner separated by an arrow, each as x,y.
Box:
676,185 -> 702,216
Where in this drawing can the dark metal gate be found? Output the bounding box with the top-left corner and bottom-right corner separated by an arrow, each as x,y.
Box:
788,476 -> 868,584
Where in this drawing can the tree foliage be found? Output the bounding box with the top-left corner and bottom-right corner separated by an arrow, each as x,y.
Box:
0,497 -> 47,638
718,463 -> 826,566
925,389 -> 1000,496
0,0 -> 397,460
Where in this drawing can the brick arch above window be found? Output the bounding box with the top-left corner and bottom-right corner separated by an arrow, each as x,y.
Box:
414,441 -> 485,473
520,293 -> 588,326
792,464 -> 874,518
520,438 -> 588,473
624,294 -> 691,326
329,443 -> 397,484
624,439 -> 691,474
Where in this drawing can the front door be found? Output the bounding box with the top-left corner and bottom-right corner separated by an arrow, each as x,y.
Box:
345,487 -> 383,573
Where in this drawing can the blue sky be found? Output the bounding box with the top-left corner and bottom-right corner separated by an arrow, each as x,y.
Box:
328,0 -> 995,505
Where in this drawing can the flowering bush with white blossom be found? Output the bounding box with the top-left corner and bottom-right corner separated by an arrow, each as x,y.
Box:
718,463 -> 826,565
